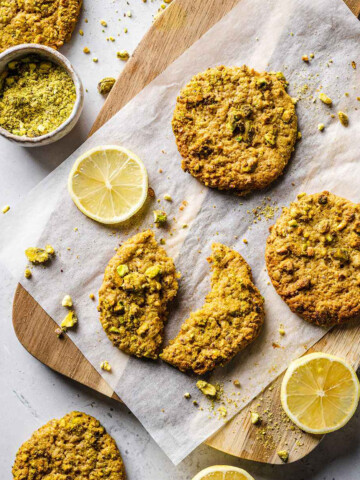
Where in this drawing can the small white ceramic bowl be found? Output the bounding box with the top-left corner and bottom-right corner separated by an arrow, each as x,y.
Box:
0,44 -> 84,147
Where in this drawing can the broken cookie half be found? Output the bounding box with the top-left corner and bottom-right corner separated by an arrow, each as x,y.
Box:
160,243 -> 264,374
98,230 -> 179,359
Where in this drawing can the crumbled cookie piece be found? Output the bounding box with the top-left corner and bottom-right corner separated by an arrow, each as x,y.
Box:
98,230 -> 179,359
161,243 -> 264,374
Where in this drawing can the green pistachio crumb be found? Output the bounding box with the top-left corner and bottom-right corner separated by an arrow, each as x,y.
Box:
319,93 -> 332,105
153,210 -> 167,224
24,268 -> 32,279
277,450 -> 289,463
98,77 -> 116,94
100,361 -> 111,371
61,295 -> 73,308
117,264 -> 129,277
318,123 -> 325,131
338,111 -> 349,126
145,265 -> 161,278
250,412 -> 260,424
196,380 -> 217,397
60,311 -> 77,330
117,50 -> 130,61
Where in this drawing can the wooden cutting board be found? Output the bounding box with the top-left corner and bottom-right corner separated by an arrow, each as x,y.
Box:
13,0 -> 360,465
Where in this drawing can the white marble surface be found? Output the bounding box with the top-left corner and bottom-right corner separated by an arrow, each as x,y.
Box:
0,1 -> 359,478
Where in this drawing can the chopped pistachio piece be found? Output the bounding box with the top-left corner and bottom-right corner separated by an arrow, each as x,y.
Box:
117,50 -> 130,61
277,450 -> 289,463
83,47 -> 90,54
24,268 -> 32,279
100,361 -> 111,371
2,205 -> 10,214
256,78 -> 269,89
109,326 -> 121,333
250,411 -> 260,424
233,379 -> 241,387
117,264 -> 129,277
218,406 -> 227,417
318,123 -> 325,132
319,93 -> 332,105
98,77 -> 116,94
60,311 -> 77,330
61,295 -> 73,308
100,20 -> 107,26
264,132 -> 276,146
184,392 -> 191,399
45,244 -> 55,255
25,247 -> 49,264
163,194 -> 172,201
196,380 -> 217,397
279,328 -> 285,336
145,265 -> 162,278
55,327 -> 63,337
288,219 -> 298,227
153,210 -> 167,224
338,111 -> 349,126
89,293 -> 95,300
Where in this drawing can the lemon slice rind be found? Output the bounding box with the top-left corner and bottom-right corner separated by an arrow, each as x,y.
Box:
68,145 -> 148,225
192,465 -> 255,480
281,352 -> 360,435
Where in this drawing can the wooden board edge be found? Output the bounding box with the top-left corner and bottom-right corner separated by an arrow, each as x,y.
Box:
12,284 -> 122,403
89,0 -> 240,135
11,0 -> 360,464
206,320 -> 360,464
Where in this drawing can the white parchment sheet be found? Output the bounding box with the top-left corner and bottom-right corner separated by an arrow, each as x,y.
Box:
2,0 -> 360,464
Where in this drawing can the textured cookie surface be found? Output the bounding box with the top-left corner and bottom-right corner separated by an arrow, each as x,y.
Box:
172,65 -> 297,195
160,243 -> 264,374
99,230 -> 179,359
0,0 -> 82,52
266,191 -> 360,326
12,411 -> 126,480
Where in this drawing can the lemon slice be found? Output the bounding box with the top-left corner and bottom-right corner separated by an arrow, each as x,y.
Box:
68,145 -> 148,224
281,352 -> 360,434
192,465 -> 255,480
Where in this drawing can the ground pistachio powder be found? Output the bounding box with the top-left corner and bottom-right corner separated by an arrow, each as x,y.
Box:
0,55 -> 76,137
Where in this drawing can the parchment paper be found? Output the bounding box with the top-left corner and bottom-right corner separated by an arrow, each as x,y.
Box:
2,0 -> 360,465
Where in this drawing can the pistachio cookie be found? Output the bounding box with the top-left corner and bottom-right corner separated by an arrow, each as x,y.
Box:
172,65 -> 297,195
99,230 -> 179,359
161,243 -> 264,374
0,0 -> 82,52
12,411 -> 126,480
266,191 -> 360,326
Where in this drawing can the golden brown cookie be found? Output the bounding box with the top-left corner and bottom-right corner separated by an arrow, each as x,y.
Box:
266,191 -> 360,326
160,243 -> 264,374
98,230 -> 179,359
0,0 -> 82,52
12,411 -> 126,480
172,65 -> 297,195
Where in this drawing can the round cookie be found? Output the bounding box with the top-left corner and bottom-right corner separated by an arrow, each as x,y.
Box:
266,191 -> 360,326
172,65 -> 297,195
0,0 -> 82,52
12,411 -> 126,480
